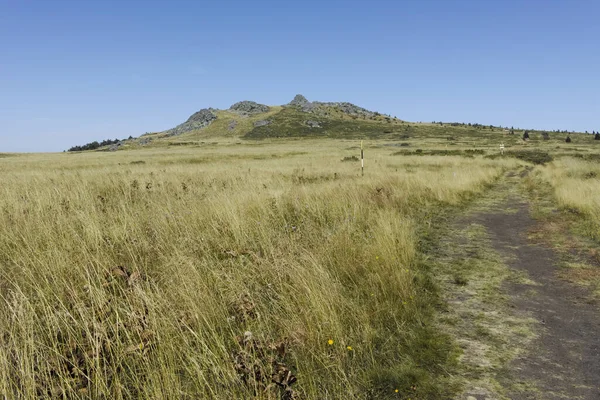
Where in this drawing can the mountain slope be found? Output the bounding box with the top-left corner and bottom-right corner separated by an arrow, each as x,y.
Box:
146,95 -> 404,144
69,94 -> 593,152
244,104 -> 401,139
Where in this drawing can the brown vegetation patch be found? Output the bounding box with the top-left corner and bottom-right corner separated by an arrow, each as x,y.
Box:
558,266 -> 600,284
233,333 -> 298,399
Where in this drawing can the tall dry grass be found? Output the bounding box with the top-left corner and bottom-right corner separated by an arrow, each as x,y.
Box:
538,157 -> 600,240
0,142 -> 519,399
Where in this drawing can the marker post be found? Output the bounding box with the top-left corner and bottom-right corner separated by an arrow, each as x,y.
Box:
361,141 -> 364,176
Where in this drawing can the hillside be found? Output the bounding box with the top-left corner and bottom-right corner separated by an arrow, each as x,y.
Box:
66,94 -> 594,152
138,95 -> 406,144
121,94 -> 512,149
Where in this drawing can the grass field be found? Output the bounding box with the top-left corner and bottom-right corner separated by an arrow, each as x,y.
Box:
1,135 -> 599,399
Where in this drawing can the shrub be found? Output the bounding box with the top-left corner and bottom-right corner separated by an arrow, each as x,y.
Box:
509,150 -> 553,165
68,138 -> 125,152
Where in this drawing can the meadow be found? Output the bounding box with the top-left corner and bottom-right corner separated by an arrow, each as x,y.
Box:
1,136 -> 598,399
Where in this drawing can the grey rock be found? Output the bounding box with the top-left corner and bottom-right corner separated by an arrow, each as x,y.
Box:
228,120 -> 238,131
139,138 -> 152,146
165,108 -> 217,136
292,98 -> 377,118
301,102 -> 316,112
289,94 -> 310,107
186,108 -> 218,124
288,94 -> 315,112
306,120 -> 321,128
230,101 -> 270,115
254,120 -> 271,127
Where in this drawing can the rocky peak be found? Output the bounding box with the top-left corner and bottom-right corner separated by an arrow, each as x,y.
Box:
165,108 -> 217,136
186,108 -> 217,124
229,101 -> 270,115
288,94 -> 315,112
288,94 -> 310,107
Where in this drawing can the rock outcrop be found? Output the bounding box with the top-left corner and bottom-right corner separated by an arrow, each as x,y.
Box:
288,94 -> 315,112
289,94 -> 310,107
288,94 -> 376,118
165,109 -> 217,136
230,101 -> 270,115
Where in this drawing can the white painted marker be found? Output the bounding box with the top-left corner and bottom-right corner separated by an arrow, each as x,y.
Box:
361,141 -> 364,176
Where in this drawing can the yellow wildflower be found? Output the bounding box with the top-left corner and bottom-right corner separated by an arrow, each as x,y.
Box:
327,339 -> 334,345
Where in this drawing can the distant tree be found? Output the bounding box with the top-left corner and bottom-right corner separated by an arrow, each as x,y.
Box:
68,138 -> 123,152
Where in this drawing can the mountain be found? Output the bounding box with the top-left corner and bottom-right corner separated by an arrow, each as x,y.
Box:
67,94 -> 589,152
142,95 -> 403,143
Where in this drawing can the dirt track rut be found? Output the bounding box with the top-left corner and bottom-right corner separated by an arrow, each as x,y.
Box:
473,196 -> 600,399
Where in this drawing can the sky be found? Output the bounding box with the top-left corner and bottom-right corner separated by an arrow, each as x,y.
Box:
1,0 -> 598,152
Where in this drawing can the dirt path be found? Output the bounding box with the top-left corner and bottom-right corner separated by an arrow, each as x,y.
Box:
474,196 -> 600,399
432,170 -> 600,399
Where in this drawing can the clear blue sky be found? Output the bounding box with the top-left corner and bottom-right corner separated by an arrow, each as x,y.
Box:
1,0 -> 598,152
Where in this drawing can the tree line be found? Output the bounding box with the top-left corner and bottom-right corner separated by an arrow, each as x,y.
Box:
67,137 -> 133,152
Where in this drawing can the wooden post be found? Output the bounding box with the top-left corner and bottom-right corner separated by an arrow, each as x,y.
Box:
361,141 -> 364,176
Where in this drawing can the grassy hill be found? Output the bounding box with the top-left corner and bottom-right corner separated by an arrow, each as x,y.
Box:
66,94 -> 595,156
139,96 -> 408,144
